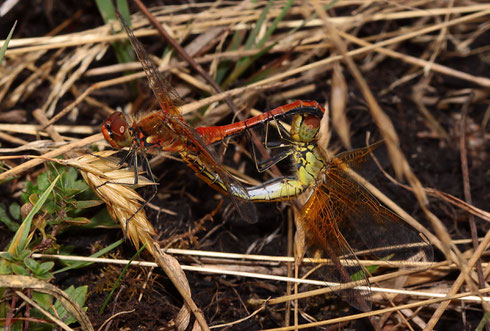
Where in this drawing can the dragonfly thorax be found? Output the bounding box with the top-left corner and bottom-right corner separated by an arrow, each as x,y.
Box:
132,112 -> 188,153
293,141 -> 325,188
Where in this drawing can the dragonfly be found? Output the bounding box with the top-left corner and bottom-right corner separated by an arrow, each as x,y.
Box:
194,105 -> 434,311
100,14 -> 432,311
100,15 -> 259,223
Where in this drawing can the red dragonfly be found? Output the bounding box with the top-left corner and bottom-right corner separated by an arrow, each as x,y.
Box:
101,15 -> 261,223
100,15 -> 325,222
194,106 -> 433,311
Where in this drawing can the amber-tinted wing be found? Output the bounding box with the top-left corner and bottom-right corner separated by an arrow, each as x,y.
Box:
300,182 -> 372,312
332,144 -> 433,265
118,13 -> 257,223
299,143 -> 432,311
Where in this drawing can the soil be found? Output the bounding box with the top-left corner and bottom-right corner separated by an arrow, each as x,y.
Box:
0,1 -> 488,330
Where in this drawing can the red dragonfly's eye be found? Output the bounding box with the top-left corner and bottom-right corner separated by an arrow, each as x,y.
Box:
101,112 -> 132,149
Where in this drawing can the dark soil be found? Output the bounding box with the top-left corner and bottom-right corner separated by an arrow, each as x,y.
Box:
1,1 -> 488,330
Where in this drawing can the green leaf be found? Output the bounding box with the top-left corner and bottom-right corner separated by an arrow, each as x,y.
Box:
66,166 -> 78,183
41,199 -> 57,215
0,21 -> 16,65
350,269 -> 366,282
36,269 -> 54,280
351,254 -> 393,281
24,257 -> 39,272
24,255 -> 53,279
17,249 -> 31,261
75,200 -> 104,209
21,181 -> 34,203
9,202 -> 21,220
8,175 -> 60,255
37,172 -> 50,191
38,261 -> 55,274
65,285 -> 88,307
0,252 -> 15,262
0,263 -> 12,274
64,216 -> 91,225
11,263 -> 29,276
84,208 -> 119,229
51,285 -> 88,325
0,203 -> 19,232
32,291 -> 53,311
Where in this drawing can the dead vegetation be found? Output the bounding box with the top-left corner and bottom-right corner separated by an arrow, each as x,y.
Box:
0,1 -> 489,330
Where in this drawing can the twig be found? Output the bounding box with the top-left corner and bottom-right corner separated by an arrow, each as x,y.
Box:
459,94 -> 487,292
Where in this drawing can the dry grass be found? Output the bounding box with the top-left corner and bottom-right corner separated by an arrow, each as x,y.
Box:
0,1 -> 489,330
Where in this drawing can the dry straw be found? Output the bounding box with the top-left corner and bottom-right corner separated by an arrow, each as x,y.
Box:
57,151 -> 208,330
2,1 -> 490,329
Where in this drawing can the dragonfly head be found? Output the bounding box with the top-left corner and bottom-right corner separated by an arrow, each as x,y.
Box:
290,114 -> 321,143
101,112 -> 132,149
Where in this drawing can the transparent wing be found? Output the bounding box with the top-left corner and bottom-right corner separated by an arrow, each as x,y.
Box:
118,13 -> 257,224
330,144 -> 433,265
118,12 -> 182,119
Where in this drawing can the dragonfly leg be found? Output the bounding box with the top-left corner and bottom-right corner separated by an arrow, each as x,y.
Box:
182,154 -> 236,197
248,117 -> 295,173
94,149 -> 140,191
126,151 -> 139,186
255,149 -> 293,172
122,154 -> 158,229
92,149 -> 158,230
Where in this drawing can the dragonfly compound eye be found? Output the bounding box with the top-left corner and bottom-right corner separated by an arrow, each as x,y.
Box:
101,112 -> 132,149
290,114 -> 321,143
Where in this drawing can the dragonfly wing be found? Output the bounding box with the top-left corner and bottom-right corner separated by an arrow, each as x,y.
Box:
324,157 -> 433,266
118,13 -> 183,119
173,118 -> 258,224
334,140 -> 387,182
300,184 -> 372,312
355,205 -> 433,265
117,14 -> 257,223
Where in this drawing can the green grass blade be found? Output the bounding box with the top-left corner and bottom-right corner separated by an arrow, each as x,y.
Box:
8,175 -> 60,255
222,0 -> 339,89
256,0 -> 294,49
115,0 -> 131,23
99,244 -> 147,314
94,0 -> 116,25
0,21 -> 17,65
476,312 -> 490,331
222,0 -> 288,89
53,239 -> 124,274
242,0 -> 274,51
95,0 -> 134,64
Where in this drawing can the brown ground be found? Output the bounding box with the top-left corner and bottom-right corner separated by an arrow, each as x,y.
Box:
0,1 -> 489,330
